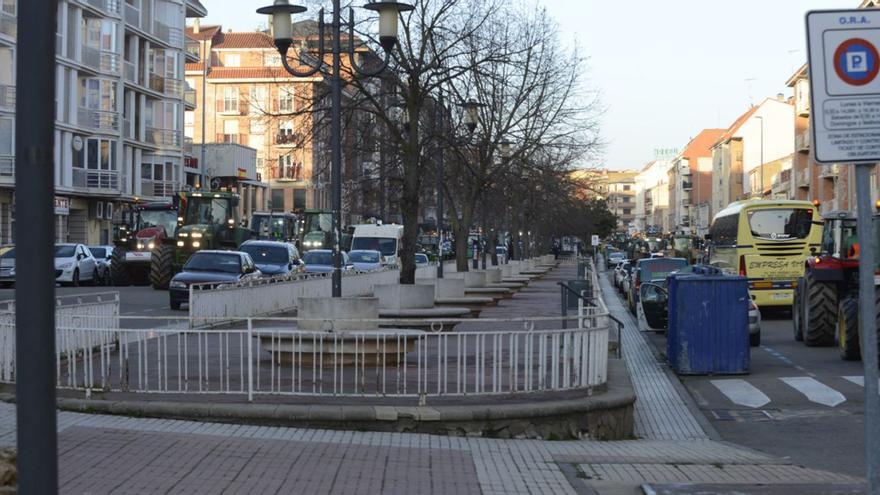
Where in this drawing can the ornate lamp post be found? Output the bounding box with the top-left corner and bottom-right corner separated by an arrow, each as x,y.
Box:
257,0 -> 413,297
456,99 -> 485,270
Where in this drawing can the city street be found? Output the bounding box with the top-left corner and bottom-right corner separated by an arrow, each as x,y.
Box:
604,271 -> 870,478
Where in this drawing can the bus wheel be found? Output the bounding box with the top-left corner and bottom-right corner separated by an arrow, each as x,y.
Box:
803,272 -> 837,347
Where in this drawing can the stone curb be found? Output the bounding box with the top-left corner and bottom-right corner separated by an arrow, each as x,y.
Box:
0,360 -> 634,440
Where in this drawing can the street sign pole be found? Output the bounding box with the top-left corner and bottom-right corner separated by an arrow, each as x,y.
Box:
806,11 -> 880,490
854,162 -> 880,491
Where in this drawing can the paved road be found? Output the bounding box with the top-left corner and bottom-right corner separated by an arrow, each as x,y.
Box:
603,273 -> 870,478
0,285 -> 184,328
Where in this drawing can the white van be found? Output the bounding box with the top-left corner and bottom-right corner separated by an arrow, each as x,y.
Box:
350,224 -> 404,266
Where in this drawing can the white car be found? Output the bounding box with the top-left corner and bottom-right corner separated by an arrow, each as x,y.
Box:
55,244 -> 98,286
88,245 -> 115,285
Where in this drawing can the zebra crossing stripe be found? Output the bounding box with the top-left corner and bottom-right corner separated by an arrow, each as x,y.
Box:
711,379 -> 770,408
780,377 -> 846,407
843,376 -> 880,389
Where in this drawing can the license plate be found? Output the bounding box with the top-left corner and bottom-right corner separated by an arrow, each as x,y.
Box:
125,252 -> 151,261
771,293 -> 790,301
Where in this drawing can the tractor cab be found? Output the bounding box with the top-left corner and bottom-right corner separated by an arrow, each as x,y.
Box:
250,211 -> 298,242
299,209 -> 333,251
110,201 -> 179,285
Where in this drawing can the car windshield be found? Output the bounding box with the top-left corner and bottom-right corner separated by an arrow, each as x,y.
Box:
609,253 -> 624,259
747,208 -> 813,240
241,245 -> 289,264
351,237 -> 397,256
1,248 -> 14,260
415,254 -> 428,263
349,251 -> 380,263
303,251 -> 332,265
139,209 -> 178,236
638,259 -> 688,281
54,245 -> 76,258
184,253 -> 241,274
89,247 -> 107,258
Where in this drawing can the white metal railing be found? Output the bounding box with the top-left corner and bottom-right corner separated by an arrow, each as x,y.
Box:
77,107 -> 120,132
0,156 -> 12,179
140,180 -> 175,198
85,0 -> 120,14
81,45 -> 120,74
73,168 -> 119,190
0,313 -> 609,398
0,10 -> 15,39
0,84 -> 14,110
0,292 -> 120,383
145,126 -> 182,147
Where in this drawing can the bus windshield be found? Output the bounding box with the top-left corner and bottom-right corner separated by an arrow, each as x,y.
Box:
747,208 -> 813,240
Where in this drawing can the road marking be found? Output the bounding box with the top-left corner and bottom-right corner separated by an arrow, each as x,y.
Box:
843,376 -> 880,389
780,377 -> 846,407
711,379 -> 771,408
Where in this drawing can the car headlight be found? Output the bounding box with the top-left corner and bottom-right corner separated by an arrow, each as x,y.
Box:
9,269 -> 14,276
59,262 -> 73,269
170,280 -> 187,289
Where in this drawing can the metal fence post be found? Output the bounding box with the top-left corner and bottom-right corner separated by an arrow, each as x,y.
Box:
247,318 -> 254,402
560,284 -> 567,330
854,162 -> 880,491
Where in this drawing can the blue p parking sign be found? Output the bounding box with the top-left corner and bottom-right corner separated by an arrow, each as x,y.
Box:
834,37 -> 880,86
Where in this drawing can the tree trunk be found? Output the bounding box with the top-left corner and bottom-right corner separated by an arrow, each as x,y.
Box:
489,229 -> 498,265
454,222 -> 469,272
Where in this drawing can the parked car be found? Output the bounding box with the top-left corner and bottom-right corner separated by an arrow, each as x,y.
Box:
0,246 -> 15,287
302,249 -> 350,274
620,262 -> 635,296
168,251 -> 262,310
55,244 -> 98,286
628,257 -> 689,315
240,240 -> 301,278
348,249 -> 383,271
613,261 -> 630,290
607,251 -> 625,267
88,245 -> 115,285
638,280 -> 762,346
415,253 -> 430,265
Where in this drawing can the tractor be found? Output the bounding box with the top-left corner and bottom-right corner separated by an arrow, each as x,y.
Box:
110,201 -> 180,285
670,234 -> 704,264
298,209 -> 333,252
250,211 -> 299,241
793,210 -> 880,360
149,190 -> 252,289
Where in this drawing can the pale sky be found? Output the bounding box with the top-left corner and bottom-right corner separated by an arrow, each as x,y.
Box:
197,0 -> 857,170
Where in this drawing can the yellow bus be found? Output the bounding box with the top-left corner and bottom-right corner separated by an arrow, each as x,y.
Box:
708,199 -> 822,307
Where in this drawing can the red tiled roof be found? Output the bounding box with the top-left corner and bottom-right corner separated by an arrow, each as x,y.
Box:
185,62 -> 205,72
206,67 -> 303,80
212,32 -> 275,50
714,107 -> 758,147
185,25 -> 221,41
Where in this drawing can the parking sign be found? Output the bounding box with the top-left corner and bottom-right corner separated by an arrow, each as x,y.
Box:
591,235 -> 599,247
806,10 -> 880,163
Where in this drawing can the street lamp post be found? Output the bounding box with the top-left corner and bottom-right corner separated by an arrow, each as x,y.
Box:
258,0 -> 413,297
457,99 -> 485,271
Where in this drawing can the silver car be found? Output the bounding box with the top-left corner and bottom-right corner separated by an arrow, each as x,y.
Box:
88,245 -> 115,286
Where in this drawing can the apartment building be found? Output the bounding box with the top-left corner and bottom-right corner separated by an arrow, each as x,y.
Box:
668,129 -> 724,236
602,170 -> 637,233
185,20 -> 379,223
0,0 -> 206,245
633,160 -> 669,233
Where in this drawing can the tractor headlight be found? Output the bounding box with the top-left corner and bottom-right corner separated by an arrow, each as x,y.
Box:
179,232 -> 189,238
137,243 -> 144,249
191,232 -> 203,239
192,241 -> 201,248
148,242 -> 155,250
177,241 -> 185,247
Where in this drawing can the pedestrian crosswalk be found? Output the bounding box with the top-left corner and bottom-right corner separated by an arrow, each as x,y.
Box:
710,376 -> 874,409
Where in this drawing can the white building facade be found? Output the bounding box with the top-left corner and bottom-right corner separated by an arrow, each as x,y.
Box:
0,0 -> 206,245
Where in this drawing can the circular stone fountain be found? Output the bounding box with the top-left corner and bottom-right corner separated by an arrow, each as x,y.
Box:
416,278 -> 494,317
374,283 -> 471,330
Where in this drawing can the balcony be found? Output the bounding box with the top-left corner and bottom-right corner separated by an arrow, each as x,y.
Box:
73,168 -> 119,191
682,180 -> 693,190
152,20 -> 183,46
0,9 -> 15,39
145,127 -> 182,147
0,155 -> 12,181
85,0 -> 120,15
81,45 -> 120,74
797,97 -> 810,118
0,85 -> 14,111
275,133 -> 302,146
819,164 -> 839,179
797,168 -> 810,189
124,3 -> 141,29
124,61 -> 138,84
796,130 -> 810,153
184,89 -> 196,108
123,117 -> 133,139
772,169 -> 791,197
274,165 -> 303,181
216,133 -> 240,144
77,107 -> 119,132
140,179 -> 176,198
185,39 -> 200,62
184,137 -> 193,156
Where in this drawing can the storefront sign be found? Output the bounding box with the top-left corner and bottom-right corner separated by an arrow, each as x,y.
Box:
54,197 -> 69,216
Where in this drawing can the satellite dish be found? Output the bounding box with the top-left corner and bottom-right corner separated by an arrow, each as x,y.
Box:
210,177 -> 222,190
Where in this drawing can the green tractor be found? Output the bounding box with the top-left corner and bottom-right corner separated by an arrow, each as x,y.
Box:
149,190 -> 252,289
298,209 -> 333,252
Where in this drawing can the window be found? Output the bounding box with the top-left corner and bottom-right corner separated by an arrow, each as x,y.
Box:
278,87 -> 294,113
264,53 -> 281,67
184,111 -> 194,126
74,137 -> 117,171
222,86 -> 238,113
271,189 -> 285,210
279,120 -> 294,135
82,18 -> 118,53
622,208 -> 631,215
747,209 -> 813,240
623,185 -> 631,191
294,189 -> 306,210
224,53 -> 240,67
223,120 -> 239,135
709,214 -> 738,246
249,86 -> 267,114
0,117 -> 11,155
79,78 -> 117,111
249,119 -> 265,134
249,134 -> 264,152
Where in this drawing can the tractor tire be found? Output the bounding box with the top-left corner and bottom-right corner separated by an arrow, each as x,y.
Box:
838,296 -> 861,361
150,244 -> 174,290
792,279 -> 804,342
803,272 -> 837,347
110,248 -> 131,286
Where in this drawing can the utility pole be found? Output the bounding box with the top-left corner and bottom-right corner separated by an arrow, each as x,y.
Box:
15,0 -> 59,492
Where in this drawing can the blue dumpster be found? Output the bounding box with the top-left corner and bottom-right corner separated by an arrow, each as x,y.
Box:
667,275 -> 750,375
